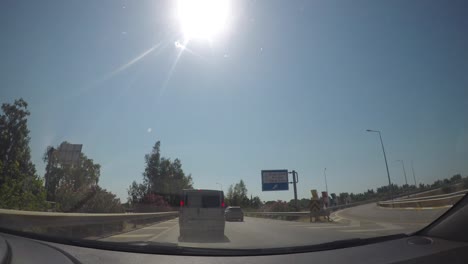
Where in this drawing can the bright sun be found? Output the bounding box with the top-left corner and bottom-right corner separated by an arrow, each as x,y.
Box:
177,0 -> 231,41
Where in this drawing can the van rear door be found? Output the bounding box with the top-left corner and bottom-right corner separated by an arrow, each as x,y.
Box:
182,191 -> 201,221
180,190 -> 225,234
183,191 -> 224,220
198,191 -> 224,221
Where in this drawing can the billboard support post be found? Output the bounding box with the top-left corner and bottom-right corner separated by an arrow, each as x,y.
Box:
289,170 -> 299,210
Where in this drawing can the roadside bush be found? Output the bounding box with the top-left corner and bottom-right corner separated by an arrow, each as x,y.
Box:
463,177 -> 468,189
133,193 -> 172,212
441,185 -> 455,194
55,185 -> 124,213
263,200 -> 294,212
0,177 -> 47,211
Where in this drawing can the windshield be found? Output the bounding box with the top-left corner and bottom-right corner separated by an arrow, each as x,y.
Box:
1,0 -> 467,253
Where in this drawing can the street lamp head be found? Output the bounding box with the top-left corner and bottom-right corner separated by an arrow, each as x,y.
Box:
366,129 -> 373,132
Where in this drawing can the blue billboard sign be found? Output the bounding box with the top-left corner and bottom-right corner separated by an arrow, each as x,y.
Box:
262,170 -> 289,191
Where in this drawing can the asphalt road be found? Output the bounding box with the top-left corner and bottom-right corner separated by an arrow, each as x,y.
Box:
101,203 -> 450,249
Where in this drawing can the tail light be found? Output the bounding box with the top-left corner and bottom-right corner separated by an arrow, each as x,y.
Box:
180,200 -> 184,207
221,201 -> 225,207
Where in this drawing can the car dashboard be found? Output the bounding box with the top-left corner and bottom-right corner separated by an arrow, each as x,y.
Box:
1,232 -> 467,264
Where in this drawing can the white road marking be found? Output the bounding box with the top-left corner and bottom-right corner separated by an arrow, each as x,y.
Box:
378,205 -> 452,210
341,229 -> 390,233
289,218 -> 360,229
289,224 -> 339,228
305,225 -> 356,229
142,226 -> 170,230
307,220 -> 360,229
331,216 -> 342,222
147,223 -> 178,241
341,222 -> 403,233
111,234 -> 154,238
155,223 -> 177,226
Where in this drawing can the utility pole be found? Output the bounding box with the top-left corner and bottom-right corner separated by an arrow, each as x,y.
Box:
397,160 -> 408,186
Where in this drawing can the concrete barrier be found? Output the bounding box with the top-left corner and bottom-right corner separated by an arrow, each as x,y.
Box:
0,209 -> 178,238
0,209 -> 178,228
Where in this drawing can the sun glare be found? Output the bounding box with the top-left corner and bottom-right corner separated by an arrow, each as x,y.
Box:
177,0 -> 231,41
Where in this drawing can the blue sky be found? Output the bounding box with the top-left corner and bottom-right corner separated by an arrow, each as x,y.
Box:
1,0 -> 467,202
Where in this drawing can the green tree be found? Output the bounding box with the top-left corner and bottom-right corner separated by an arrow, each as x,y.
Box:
127,181 -> 148,205
55,184 -> 124,213
43,142 -> 100,202
234,180 -> 247,199
329,193 -> 338,206
77,186 -> 124,213
236,180 -> 249,207
129,140 -> 193,207
43,141 -> 122,213
54,182 -> 91,212
226,180 -> 249,207
250,196 -> 263,209
0,99 -> 46,210
432,180 -> 443,188
441,185 -> 455,194
264,200 -> 293,212
450,174 -> 462,183
338,192 -> 349,204
134,193 -> 172,212
463,177 -> 468,189
226,184 -> 235,205
287,198 -> 311,210
169,158 -> 193,195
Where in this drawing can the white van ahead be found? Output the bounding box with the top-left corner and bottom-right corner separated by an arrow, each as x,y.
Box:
179,189 -> 225,238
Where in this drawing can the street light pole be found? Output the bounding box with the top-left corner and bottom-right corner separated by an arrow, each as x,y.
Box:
216,182 -> 223,191
324,168 -> 328,194
366,129 -> 393,201
411,160 -> 417,186
396,160 -> 408,186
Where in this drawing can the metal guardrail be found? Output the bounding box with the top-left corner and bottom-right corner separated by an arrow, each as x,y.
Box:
378,190 -> 467,208
0,209 -> 179,229
388,190 -> 468,203
244,201 -> 371,218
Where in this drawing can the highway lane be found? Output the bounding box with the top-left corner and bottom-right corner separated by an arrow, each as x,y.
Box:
101,204 -> 451,249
